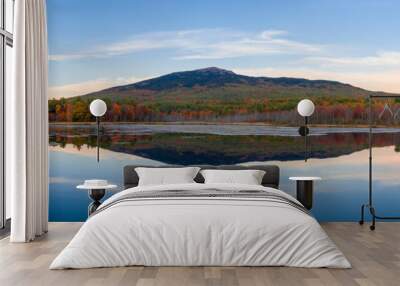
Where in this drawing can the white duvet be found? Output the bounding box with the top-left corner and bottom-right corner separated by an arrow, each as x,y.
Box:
50,183 -> 350,269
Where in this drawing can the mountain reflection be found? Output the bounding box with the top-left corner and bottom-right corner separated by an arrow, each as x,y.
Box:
49,124 -> 400,165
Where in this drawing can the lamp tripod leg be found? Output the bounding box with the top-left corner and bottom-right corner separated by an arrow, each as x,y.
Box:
96,117 -> 100,162
370,206 -> 376,231
359,204 -> 365,225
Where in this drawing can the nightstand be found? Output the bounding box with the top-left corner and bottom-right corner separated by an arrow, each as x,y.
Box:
77,180 -> 118,216
289,177 -> 321,210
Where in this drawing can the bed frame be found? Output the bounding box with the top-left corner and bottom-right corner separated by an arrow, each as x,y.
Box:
123,165 -> 280,189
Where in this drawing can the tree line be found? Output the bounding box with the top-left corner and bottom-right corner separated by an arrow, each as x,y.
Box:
48,96 -> 400,125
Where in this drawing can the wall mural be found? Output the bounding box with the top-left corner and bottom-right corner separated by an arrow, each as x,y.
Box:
47,0 -> 400,222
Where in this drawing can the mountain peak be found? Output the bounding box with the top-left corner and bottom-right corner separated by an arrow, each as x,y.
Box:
196,67 -> 236,74
122,67 -> 245,91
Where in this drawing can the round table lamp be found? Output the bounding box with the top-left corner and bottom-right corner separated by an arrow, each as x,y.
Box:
89,99 -> 107,162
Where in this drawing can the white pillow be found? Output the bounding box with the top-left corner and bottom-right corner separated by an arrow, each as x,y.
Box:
200,169 -> 266,185
135,167 -> 200,186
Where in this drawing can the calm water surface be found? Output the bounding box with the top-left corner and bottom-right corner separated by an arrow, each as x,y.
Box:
49,124 -> 400,222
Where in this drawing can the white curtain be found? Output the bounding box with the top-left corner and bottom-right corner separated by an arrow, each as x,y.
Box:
7,0 -> 49,242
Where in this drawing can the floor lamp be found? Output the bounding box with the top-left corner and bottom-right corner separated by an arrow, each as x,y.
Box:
89,99 -> 107,162
359,94 -> 400,230
297,99 -> 315,161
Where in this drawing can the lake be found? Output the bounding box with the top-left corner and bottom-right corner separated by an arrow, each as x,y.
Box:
49,123 -> 400,222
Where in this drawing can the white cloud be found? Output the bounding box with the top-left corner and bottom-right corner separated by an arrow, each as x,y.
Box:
49,29 -> 204,61
49,29 -> 322,62
173,29 -> 322,60
305,51 -> 400,67
233,67 -> 400,93
49,143 -> 165,165
49,177 -> 82,184
234,50 -> 400,92
48,76 -> 148,99
260,30 -> 287,38
245,146 -> 400,184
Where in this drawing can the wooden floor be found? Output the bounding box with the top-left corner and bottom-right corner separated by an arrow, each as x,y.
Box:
0,222 -> 399,286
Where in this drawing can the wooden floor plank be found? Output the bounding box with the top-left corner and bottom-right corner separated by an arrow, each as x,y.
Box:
0,222 -> 399,286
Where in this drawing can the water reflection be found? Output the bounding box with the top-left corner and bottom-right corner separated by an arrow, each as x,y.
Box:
49,124 -> 400,222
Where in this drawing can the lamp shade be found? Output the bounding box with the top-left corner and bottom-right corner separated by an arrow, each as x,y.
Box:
297,99 -> 315,117
89,99 -> 107,117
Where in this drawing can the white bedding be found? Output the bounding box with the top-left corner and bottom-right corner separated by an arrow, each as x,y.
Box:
50,183 -> 351,269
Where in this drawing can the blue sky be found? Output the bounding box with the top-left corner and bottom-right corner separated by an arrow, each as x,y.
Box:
47,0 -> 400,98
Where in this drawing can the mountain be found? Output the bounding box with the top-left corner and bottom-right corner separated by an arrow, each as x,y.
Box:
73,67 -> 391,109
80,67 -> 363,98
50,67 -> 398,124
103,67 -> 352,92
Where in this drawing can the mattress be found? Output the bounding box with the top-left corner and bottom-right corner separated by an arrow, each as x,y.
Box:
50,183 -> 350,269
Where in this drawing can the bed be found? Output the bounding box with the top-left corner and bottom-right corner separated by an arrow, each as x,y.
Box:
50,165 -> 350,269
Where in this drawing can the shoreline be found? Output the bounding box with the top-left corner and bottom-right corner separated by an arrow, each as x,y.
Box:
49,121 -> 400,129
